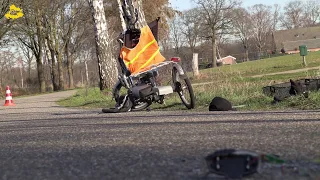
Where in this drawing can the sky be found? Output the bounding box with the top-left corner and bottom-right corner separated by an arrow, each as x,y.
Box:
169,0 -> 299,11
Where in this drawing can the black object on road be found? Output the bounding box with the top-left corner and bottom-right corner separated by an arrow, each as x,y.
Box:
205,149 -> 260,179
102,95 -> 133,113
209,97 -> 236,111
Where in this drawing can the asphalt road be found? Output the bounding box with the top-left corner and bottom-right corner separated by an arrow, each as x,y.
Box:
0,91 -> 319,180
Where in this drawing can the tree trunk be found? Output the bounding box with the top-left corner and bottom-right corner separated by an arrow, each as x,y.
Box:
36,55 -> 46,93
118,0 -> 147,29
36,9 -> 46,93
88,0 -> 118,90
49,49 -> 58,91
65,41 -> 74,89
67,58 -> 74,89
132,0 -> 147,28
47,41 -> 59,91
20,66 -> 23,88
258,45 -> 262,59
28,61 -> 31,80
211,36 -> 217,68
117,0 -> 127,31
216,42 -> 221,60
245,48 -> 249,61
56,52 -> 64,90
85,60 -> 89,86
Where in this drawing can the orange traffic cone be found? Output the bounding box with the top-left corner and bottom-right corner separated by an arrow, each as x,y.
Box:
4,86 -> 15,106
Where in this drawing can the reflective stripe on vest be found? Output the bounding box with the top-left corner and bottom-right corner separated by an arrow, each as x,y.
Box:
125,39 -> 156,66
137,48 -> 160,72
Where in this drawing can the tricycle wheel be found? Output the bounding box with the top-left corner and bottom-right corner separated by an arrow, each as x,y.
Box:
172,68 -> 195,109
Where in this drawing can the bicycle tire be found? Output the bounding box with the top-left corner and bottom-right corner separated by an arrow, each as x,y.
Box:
113,81 -> 151,111
172,68 -> 195,109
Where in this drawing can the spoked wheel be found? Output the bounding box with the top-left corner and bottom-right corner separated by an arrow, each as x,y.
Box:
172,68 -> 195,109
113,81 -> 151,111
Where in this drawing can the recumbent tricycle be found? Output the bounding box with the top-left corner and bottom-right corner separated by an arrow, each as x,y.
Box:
102,0 -> 195,113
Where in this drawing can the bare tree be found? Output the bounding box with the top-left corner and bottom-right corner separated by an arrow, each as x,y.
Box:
303,0 -> 320,27
281,0 -> 304,29
249,4 -> 273,57
271,4 -> 281,54
272,4 -> 281,31
43,0 -> 72,91
231,7 -> 252,61
0,50 -> 15,89
193,0 -> 240,67
181,8 -> 201,53
88,0 -> 118,90
44,33 -> 59,91
169,15 -> 184,55
16,1 -> 46,92
158,31 -> 171,58
42,5 -> 59,91
16,40 -> 34,82
63,1 -> 87,89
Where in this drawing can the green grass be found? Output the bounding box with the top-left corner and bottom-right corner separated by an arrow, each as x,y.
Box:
192,51 -> 320,83
58,51 -> 320,111
58,88 -> 115,108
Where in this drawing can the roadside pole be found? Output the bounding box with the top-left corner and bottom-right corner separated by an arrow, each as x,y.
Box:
192,53 -> 199,77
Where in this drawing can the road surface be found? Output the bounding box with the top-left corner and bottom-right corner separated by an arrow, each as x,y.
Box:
0,91 -> 319,179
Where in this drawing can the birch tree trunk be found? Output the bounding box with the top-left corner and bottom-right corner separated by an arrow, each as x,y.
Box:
88,0 -> 118,90
85,60 -> 89,86
131,0 -> 147,28
117,0 -> 147,30
117,0 -> 127,31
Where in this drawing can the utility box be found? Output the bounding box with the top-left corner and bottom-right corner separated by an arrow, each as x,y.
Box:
299,45 -> 308,56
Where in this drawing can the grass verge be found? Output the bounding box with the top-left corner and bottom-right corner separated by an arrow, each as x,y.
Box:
57,88 -> 114,108
58,52 -> 320,111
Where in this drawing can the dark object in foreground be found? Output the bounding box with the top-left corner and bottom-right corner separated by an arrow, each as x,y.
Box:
263,79 -> 314,103
209,97 -> 236,111
273,79 -> 308,102
205,149 -> 260,179
102,95 -> 132,113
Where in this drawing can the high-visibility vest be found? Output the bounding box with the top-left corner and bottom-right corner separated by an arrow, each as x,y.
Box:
120,25 -> 165,75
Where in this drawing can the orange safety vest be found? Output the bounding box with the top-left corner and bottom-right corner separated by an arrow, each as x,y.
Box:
120,26 -> 165,75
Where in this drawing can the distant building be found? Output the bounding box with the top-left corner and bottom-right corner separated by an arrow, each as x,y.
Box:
217,56 -> 237,65
273,26 -> 320,54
